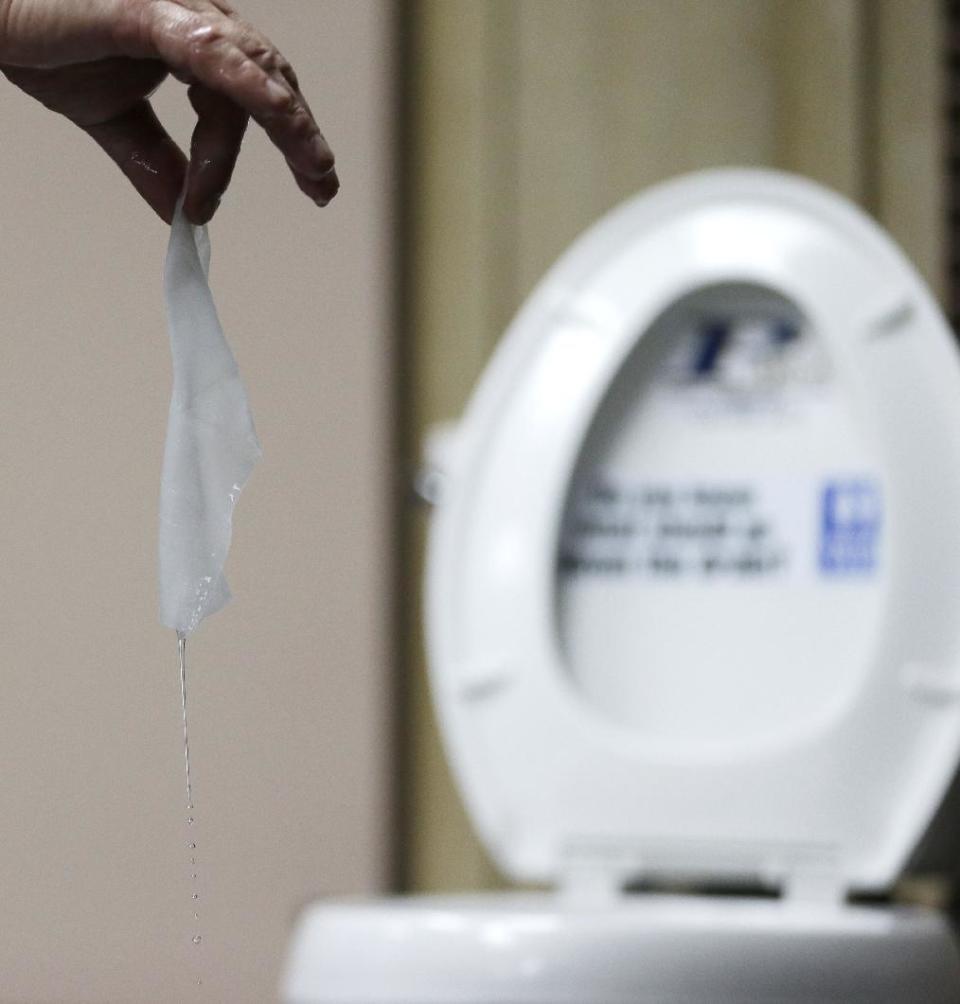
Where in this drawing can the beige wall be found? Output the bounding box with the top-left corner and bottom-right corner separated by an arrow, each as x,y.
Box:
402,0 -> 944,893
0,2 -> 394,1001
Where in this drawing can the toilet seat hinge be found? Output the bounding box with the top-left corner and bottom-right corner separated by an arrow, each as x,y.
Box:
780,849 -> 844,905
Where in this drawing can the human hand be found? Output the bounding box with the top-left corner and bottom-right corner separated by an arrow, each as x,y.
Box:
0,0 -> 339,224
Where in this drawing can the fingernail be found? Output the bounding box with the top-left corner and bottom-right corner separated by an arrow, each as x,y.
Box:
201,195 -> 222,222
314,173 -> 339,208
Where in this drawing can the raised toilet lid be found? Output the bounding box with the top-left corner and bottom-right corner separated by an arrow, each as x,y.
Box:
425,169 -> 960,894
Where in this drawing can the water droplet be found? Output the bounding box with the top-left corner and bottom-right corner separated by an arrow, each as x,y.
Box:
192,873 -> 198,880
192,892 -> 199,900
193,935 -> 202,945
187,841 -> 196,850
187,817 -> 195,826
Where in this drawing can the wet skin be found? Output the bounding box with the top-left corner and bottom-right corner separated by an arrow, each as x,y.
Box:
0,0 -> 339,224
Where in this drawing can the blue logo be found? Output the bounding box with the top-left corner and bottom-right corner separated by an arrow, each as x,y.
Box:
820,480 -> 882,575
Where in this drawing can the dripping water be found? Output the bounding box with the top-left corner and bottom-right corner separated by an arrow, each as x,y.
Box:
178,632 -> 193,810
178,632 -> 203,987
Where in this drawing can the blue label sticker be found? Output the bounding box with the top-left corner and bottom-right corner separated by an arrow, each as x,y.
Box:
820,480 -> 882,575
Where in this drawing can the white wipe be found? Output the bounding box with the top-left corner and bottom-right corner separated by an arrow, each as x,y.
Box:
158,206 -> 261,636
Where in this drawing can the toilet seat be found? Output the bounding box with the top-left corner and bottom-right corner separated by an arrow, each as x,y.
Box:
425,169 -> 960,895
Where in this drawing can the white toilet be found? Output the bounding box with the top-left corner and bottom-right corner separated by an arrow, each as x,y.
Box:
285,170 -> 960,1002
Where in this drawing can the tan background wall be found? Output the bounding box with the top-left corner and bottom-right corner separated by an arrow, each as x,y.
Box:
0,2 -> 395,1001
401,0 -> 945,894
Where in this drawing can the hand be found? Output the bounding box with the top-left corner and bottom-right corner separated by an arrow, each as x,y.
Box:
0,0 -> 339,224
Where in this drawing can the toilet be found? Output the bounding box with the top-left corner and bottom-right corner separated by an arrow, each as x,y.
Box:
285,169 -> 960,1002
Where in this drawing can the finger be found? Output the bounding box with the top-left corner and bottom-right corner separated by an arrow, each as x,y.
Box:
235,42 -> 342,204
84,100 -> 187,224
281,83 -> 338,204
292,164 -> 340,208
183,83 -> 248,225
225,19 -> 333,181
126,7 -> 337,190
221,41 -> 339,204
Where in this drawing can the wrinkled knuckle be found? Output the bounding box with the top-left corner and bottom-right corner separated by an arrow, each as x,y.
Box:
279,58 -> 299,88
268,81 -> 297,114
194,26 -> 224,51
238,20 -> 270,53
180,13 -> 226,60
262,45 -> 284,74
288,109 -> 319,141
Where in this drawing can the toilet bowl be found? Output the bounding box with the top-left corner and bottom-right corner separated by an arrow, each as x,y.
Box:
284,170 -> 960,1003
286,893 -> 958,1002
